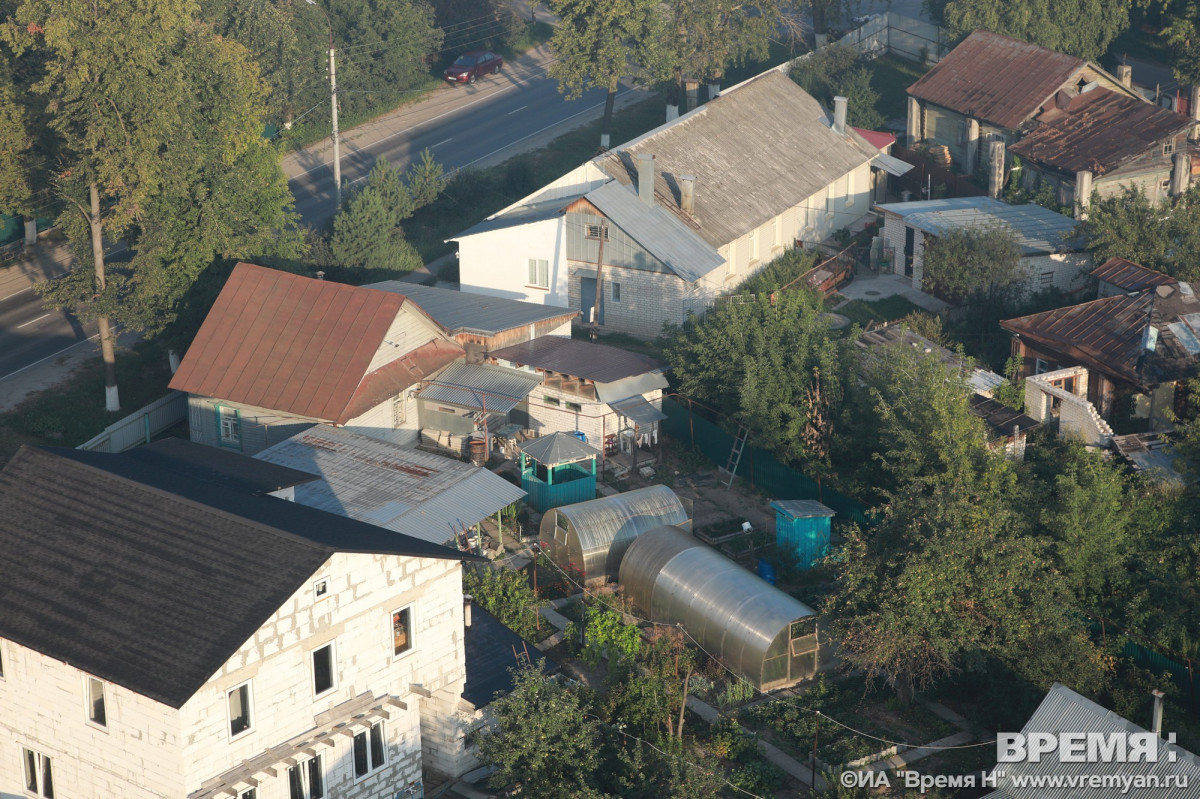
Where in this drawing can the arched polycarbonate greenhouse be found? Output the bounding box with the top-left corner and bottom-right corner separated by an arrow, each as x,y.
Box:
620,525 -> 821,690
540,485 -> 690,583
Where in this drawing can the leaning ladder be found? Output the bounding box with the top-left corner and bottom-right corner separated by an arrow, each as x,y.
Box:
719,425 -> 750,488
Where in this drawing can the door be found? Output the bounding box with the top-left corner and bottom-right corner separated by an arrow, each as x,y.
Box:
580,277 -> 602,325
903,225 -> 915,278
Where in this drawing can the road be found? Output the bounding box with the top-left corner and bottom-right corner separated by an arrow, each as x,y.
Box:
286,45 -> 643,228
0,282 -> 95,386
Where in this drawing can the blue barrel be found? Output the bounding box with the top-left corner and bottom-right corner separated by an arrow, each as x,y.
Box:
757,558 -> 776,585
571,430 -> 588,443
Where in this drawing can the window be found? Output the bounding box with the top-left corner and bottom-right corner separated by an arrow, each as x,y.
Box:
239,790 -> 257,799
227,682 -> 253,738
584,223 -> 608,240
87,677 -> 107,727
313,578 -> 329,600
1164,141 -> 1176,156
527,258 -> 549,289
392,607 -> 413,657
1160,177 -> 1172,195
846,171 -> 856,206
1035,358 -> 1050,375
543,395 -> 560,407
825,188 -> 836,217
289,755 -> 325,799
726,241 -> 737,277
611,282 -> 621,303
353,722 -> 387,778
565,401 -> 583,413
391,396 -> 406,429
772,216 -> 782,247
312,643 -> 336,696
22,748 -> 53,798
217,405 -> 241,448
1039,270 -> 1055,288
748,232 -> 759,265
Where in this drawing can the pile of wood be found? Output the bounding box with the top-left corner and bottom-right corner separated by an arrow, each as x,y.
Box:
926,143 -> 952,169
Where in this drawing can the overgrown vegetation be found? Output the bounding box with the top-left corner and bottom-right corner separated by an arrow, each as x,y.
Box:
1077,185 -> 1200,282
790,44 -> 883,129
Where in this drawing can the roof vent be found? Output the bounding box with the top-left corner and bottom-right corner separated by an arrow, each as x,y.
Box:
1143,325 -> 1159,353
833,96 -> 848,136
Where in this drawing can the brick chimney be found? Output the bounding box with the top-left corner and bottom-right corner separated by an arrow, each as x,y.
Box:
1117,64 -> 1133,88
637,154 -> 656,206
1074,169 -> 1093,219
988,140 -> 1006,198
833,96 -> 848,136
680,174 -> 696,216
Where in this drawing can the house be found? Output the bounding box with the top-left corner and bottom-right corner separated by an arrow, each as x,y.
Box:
1001,275 -> 1200,430
906,30 -> 1141,174
365,281 -> 579,362
875,197 -> 1091,295
450,67 -> 901,337
984,682 -> 1200,798
169,263 -> 464,455
0,438 -> 481,798
255,424 -> 526,549
854,127 -> 901,203
1092,256 -> 1178,297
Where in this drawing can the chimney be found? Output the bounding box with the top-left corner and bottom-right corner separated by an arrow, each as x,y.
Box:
1152,689 -> 1165,736
665,103 -> 679,122
988,140 -> 1006,198
463,595 -> 473,627
637,153 -> 656,206
1074,169 -> 1093,219
680,174 -> 696,216
1117,64 -> 1133,88
315,270 -> 326,280
707,81 -> 721,100
833,96 -> 848,136
685,79 -> 699,111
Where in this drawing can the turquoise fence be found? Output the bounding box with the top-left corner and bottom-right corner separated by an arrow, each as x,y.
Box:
661,397 -> 869,525
1089,618 -> 1198,717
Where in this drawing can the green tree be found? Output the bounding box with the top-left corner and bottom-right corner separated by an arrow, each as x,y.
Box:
0,61 -> 33,216
463,562 -> 543,641
790,44 -> 883,129
920,224 -> 1022,305
1163,2 -> 1200,85
476,666 -> 606,797
1077,186 -> 1200,281
938,0 -> 1130,60
581,605 -> 643,677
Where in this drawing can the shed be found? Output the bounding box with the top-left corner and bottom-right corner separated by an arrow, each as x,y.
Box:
519,432 -> 600,511
619,526 -> 820,690
771,500 -> 835,568
540,485 -> 690,583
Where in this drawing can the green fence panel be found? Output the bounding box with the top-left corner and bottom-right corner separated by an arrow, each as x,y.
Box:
0,213 -> 20,245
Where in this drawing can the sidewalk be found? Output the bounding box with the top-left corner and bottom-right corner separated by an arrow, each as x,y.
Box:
0,237 -> 73,303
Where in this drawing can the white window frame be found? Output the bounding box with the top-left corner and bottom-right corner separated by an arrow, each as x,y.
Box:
85,675 -> 108,730
1164,141 -> 1176,156
584,223 -> 609,240
311,641 -> 337,698
748,231 -> 759,266
352,721 -> 388,781
391,395 -> 406,429
772,216 -> 782,247
527,258 -> 549,290
288,753 -> 326,799
238,790 -> 257,799
391,605 -> 415,660
725,241 -> 737,278
313,578 -> 329,601
22,747 -> 53,798
227,680 -> 254,740
217,404 -> 241,448
846,171 -> 857,207
825,187 -> 836,218
611,282 -> 621,303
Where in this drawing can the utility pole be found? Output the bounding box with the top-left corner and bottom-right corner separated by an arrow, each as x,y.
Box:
307,0 -> 341,209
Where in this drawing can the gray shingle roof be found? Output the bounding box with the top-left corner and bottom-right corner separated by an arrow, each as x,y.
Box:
365,282 -> 578,337
876,197 -> 1082,255
448,194 -> 577,239
519,431 -> 600,466
490,336 -> 666,383
0,441 -> 464,708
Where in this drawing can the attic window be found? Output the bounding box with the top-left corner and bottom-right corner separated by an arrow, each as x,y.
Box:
1164,142 -> 1176,156
585,224 -> 609,240
314,578 -> 329,600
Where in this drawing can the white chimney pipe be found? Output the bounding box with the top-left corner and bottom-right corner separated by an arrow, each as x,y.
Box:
680,174 -> 696,216
833,96 -> 848,136
637,154 -> 656,206
463,594 -> 473,628
1152,689 -> 1165,736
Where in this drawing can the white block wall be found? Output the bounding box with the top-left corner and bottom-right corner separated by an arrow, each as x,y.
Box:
457,216 -> 571,309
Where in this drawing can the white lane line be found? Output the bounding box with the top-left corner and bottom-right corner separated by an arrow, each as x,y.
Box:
16,313 -> 50,329
507,105 -> 528,115
430,137 -> 454,148
0,330 -> 103,383
0,286 -> 32,303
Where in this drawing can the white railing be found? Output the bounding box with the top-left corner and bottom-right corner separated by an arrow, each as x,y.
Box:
77,390 -> 188,453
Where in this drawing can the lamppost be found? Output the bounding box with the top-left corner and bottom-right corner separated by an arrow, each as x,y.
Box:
306,0 -> 342,209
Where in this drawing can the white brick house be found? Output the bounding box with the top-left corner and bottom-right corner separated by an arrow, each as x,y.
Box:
450,68 -> 889,337
0,439 -> 483,799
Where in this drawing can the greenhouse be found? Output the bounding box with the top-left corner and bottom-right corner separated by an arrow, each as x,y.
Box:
620,525 -> 821,690
540,485 -> 690,583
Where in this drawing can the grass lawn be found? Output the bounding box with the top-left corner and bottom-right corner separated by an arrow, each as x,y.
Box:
837,294 -> 924,326
0,342 -> 174,466
870,55 -> 929,121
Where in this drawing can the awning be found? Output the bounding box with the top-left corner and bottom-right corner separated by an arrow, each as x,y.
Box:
418,362 -> 541,414
609,395 -> 667,425
871,152 -> 915,177
594,371 -> 669,403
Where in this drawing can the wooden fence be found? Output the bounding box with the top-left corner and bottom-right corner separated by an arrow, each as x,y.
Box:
77,390 -> 188,453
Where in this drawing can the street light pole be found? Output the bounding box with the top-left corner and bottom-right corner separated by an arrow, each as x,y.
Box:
307,0 -> 341,209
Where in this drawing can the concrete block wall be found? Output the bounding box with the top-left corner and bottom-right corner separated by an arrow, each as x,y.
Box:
0,641 -> 185,798
526,383 -> 618,445
567,262 -> 688,338
1021,253 -> 1092,294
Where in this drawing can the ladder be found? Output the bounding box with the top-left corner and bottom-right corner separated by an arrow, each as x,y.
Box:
719,425 -> 749,488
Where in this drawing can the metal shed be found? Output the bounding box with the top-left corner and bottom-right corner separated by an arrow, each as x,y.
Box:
620,526 -> 820,690
541,485 -> 690,583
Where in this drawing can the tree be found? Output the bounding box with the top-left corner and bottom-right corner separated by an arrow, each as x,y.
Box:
920,224 -> 1022,305
476,666 -> 606,797
0,61 -> 33,217
938,0 -> 1130,60
462,562 -> 542,641
1163,2 -> 1200,85
790,44 -> 883,129
1077,186 -> 1200,281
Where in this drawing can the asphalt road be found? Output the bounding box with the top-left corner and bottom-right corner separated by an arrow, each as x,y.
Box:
286,49 -> 642,229
0,284 -> 95,385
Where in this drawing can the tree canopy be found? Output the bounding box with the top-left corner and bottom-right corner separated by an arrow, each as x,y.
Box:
1077,186 -> 1200,282
789,44 -> 883,130
935,0 -> 1130,60
920,224 -> 1022,304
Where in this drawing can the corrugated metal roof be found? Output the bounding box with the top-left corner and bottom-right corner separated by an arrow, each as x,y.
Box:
490,336 -> 666,383
907,30 -> 1088,129
594,371 -> 670,403
585,181 -> 724,283
418,361 -> 542,413
448,194 -> 577,239
1010,89 -> 1192,176
169,263 -> 463,424
608,394 -> 668,425
876,197 -> 1081,255
1091,257 -> 1177,293
770,500 -> 835,519
595,69 -> 879,249
853,127 -> 897,150
968,394 -> 1040,439
858,323 -> 1005,394
366,281 -> 578,337
255,425 -> 525,546
519,431 -> 600,466
983,682 -> 1200,798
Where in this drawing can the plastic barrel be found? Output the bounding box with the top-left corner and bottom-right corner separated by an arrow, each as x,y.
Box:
756,558 -> 776,585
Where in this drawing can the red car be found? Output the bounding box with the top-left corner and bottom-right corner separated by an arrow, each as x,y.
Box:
444,50 -> 503,85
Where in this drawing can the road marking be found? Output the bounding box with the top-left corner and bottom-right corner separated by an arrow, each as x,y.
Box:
0,286 -> 32,303
430,137 -> 454,148
507,105 -> 528,115
16,313 -> 50,329
0,330 -> 102,383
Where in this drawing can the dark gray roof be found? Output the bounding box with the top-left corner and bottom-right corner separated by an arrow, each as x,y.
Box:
0,441 -> 465,709
365,281 -> 578,337
490,336 -> 666,383
876,198 -> 1082,255
462,604 -> 556,708
448,194 -> 576,239
519,432 -> 600,466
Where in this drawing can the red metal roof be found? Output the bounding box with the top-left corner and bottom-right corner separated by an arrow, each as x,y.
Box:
170,263 -> 463,424
908,31 -> 1087,129
852,127 -> 896,151
1010,89 -> 1192,175
1090,257 -> 1177,293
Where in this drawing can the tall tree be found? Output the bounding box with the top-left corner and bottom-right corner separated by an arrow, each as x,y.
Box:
920,224 -> 1022,305
1077,186 -> 1200,281
656,0 -> 785,102
0,59 -> 33,218
938,0 -> 1130,60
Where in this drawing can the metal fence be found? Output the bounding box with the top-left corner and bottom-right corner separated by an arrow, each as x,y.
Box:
76,390 -> 188,453
838,12 -> 947,64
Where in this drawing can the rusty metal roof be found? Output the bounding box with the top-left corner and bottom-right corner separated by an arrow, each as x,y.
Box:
1090,257 -> 1177,293
908,31 -> 1088,129
1010,89 -> 1192,175
170,263 -> 463,424
490,336 -> 666,383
